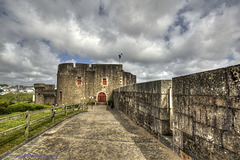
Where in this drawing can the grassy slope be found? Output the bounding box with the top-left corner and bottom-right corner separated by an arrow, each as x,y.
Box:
0,110 -> 86,155
0,108 -> 62,132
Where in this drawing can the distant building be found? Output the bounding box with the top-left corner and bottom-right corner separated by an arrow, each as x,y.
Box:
0,85 -> 34,95
34,63 -> 136,105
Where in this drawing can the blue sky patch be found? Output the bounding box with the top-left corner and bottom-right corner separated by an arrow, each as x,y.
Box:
17,40 -> 25,47
59,53 -> 93,64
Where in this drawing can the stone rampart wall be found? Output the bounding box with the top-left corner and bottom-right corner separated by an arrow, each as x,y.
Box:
172,64 -> 240,159
113,64 -> 240,160
113,80 -> 172,139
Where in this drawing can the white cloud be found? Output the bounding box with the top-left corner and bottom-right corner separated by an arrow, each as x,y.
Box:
0,42 -> 60,85
0,0 -> 240,85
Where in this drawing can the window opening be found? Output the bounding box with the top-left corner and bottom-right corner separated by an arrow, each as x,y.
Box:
103,78 -> 106,85
78,77 -> 81,85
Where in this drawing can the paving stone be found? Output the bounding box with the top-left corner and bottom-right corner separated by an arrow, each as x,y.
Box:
3,105 -> 180,160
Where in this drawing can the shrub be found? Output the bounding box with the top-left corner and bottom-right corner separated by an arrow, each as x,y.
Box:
0,100 -> 10,108
87,101 -> 92,105
0,107 -> 11,114
15,93 -> 33,102
0,93 -> 33,104
2,103 -> 48,114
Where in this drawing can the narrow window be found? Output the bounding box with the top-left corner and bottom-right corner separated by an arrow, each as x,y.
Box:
77,77 -> 81,85
103,78 -> 107,85
60,91 -> 62,100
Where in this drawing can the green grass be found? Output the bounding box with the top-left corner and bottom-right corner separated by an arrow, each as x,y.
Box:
0,93 -> 33,104
0,112 -> 24,119
0,104 -> 52,118
0,108 -> 63,132
0,109 -> 87,155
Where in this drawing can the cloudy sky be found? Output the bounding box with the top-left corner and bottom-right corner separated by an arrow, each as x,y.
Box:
0,0 -> 240,85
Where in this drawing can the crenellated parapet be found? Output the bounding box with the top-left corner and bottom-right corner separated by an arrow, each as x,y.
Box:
57,63 -> 90,75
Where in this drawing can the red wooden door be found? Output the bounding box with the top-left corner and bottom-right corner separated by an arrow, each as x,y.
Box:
98,92 -> 106,102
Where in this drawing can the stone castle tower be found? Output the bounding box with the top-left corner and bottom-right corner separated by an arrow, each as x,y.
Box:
34,63 -> 136,105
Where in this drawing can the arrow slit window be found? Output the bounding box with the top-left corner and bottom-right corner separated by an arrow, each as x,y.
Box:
77,77 -> 81,85
60,91 -> 62,100
103,78 -> 107,85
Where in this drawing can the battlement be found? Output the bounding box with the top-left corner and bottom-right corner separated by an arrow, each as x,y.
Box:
58,63 -> 124,75
34,83 -> 46,88
91,64 -> 123,71
34,83 -> 55,90
58,63 -> 90,74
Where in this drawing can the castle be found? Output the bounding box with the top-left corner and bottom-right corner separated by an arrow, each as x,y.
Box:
34,63 -> 136,105
33,63 -> 240,159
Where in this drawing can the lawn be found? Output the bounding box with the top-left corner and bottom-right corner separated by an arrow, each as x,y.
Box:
0,107 -> 63,132
0,109 -> 86,155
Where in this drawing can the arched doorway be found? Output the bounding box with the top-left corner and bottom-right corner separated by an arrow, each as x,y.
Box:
98,92 -> 106,102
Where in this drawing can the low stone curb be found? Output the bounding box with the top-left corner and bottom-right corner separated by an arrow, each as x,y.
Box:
0,111 -> 86,160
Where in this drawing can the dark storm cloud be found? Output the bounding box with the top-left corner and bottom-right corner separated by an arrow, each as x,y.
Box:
0,0 -> 240,84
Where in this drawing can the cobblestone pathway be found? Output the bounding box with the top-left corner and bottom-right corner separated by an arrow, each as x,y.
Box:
4,105 -> 181,160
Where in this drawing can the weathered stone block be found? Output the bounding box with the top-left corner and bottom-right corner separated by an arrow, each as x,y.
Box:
172,78 -> 184,95
160,94 -> 168,108
173,113 -> 180,130
190,96 -> 215,106
159,120 -> 171,135
210,145 -> 240,160
160,80 -> 172,94
234,110 -> 240,135
181,96 -> 189,115
179,114 -> 184,131
193,137 -> 214,160
227,64 -> 240,97
151,106 -> 158,117
156,119 -> 161,133
213,128 -> 222,146
192,105 -> 200,123
215,97 -> 228,107
200,106 -> 207,124
206,106 -> 217,127
230,96 -> 240,109
216,107 -> 233,130
173,129 -> 183,149
191,98 -> 212,123
194,122 -> 203,138
159,108 -> 170,120
182,117 -> 193,136
222,131 -> 240,153
152,94 -> 159,107
201,126 -> 222,146
175,68 -> 227,96
182,132 -> 195,158
153,117 -> 158,132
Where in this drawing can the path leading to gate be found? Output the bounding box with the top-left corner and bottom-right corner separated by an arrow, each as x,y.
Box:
4,105 -> 181,160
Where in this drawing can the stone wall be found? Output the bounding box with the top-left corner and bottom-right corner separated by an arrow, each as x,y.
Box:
113,64 -> 240,160
56,63 -> 136,105
113,80 -> 172,140
34,83 -> 56,105
56,63 -> 90,105
172,64 -> 240,159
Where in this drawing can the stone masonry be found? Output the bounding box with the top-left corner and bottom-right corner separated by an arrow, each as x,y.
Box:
34,84 -> 56,105
34,63 -> 136,105
172,64 -> 240,159
34,62 -> 240,159
113,80 -> 173,146
113,64 -> 240,160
